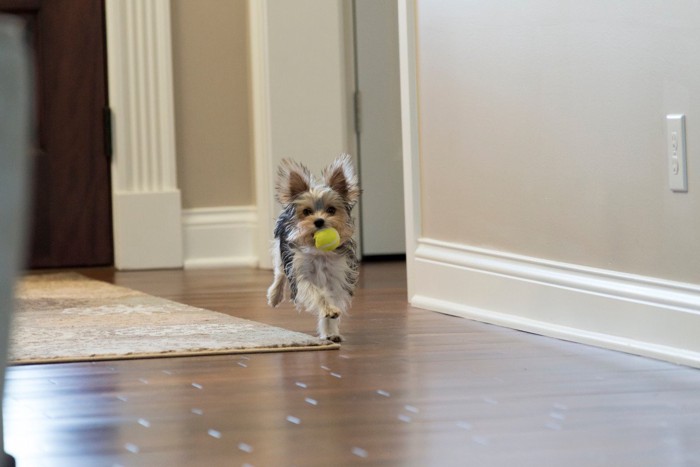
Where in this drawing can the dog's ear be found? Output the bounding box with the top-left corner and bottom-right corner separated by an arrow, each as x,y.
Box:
322,153 -> 361,206
276,159 -> 313,204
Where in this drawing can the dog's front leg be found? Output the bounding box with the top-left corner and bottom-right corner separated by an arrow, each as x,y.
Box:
318,315 -> 342,343
295,281 -> 343,342
317,295 -> 343,343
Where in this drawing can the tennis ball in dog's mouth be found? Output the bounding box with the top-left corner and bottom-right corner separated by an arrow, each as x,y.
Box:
314,227 -> 341,251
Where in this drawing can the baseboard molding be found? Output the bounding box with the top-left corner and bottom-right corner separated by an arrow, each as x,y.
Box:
412,238 -> 700,368
182,206 -> 258,269
113,191 -> 184,270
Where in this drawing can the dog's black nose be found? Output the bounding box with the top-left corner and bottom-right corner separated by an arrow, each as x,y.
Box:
314,218 -> 325,228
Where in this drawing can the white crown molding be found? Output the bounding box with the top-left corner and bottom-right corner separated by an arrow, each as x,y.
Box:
413,238 -> 700,368
182,206 -> 259,269
105,0 -> 183,269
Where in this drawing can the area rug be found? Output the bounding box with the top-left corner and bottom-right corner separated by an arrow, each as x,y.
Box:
8,273 -> 338,365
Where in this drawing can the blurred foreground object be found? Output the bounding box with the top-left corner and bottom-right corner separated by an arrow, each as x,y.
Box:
0,14 -> 32,467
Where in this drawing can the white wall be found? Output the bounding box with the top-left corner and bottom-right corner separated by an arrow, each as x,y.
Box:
402,0 -> 700,367
418,0 -> 700,283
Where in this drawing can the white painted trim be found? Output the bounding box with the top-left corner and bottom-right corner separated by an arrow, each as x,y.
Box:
413,238 -> 700,368
398,0 -> 421,299
248,0 -> 275,270
112,191 -> 182,270
105,0 -> 183,269
182,206 -> 259,269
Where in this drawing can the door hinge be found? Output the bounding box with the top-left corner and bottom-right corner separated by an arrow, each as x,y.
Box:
103,106 -> 113,162
354,90 -> 362,135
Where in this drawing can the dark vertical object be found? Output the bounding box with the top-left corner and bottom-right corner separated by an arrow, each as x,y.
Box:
0,0 -> 113,268
1,453 -> 14,467
103,106 -> 113,162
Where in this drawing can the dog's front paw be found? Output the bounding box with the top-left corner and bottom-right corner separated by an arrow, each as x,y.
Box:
325,334 -> 343,343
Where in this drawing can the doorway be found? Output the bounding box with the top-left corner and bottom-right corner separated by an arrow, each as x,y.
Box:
354,0 -> 405,258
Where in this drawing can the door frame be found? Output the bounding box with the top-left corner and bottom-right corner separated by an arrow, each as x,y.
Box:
398,0 -> 421,298
248,0 -> 358,269
105,0 -> 183,270
353,0 -> 406,257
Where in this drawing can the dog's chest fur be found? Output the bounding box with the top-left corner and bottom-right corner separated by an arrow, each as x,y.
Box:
294,248 -> 352,294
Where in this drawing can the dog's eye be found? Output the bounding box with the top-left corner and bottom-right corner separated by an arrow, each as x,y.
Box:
302,208 -> 313,216
326,207 -> 336,215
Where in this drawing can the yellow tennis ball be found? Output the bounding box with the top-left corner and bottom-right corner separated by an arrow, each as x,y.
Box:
314,227 -> 341,251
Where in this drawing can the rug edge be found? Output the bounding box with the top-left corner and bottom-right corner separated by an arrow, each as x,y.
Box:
9,342 -> 341,366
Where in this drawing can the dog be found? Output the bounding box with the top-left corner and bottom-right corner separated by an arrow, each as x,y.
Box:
267,154 -> 361,342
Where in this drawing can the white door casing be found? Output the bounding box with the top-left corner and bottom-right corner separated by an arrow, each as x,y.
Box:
105,0 -> 183,270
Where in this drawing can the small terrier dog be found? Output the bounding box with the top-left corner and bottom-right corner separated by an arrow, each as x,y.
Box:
267,154 -> 361,342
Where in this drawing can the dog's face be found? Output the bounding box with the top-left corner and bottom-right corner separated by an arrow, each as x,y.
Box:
275,154 -> 360,248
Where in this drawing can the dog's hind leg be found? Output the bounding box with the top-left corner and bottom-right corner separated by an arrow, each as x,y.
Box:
267,273 -> 286,307
267,239 -> 287,307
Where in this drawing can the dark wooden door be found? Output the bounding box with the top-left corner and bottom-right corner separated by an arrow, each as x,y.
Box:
0,0 -> 113,268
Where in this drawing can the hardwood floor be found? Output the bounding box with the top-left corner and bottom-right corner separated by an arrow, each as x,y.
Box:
4,261 -> 700,466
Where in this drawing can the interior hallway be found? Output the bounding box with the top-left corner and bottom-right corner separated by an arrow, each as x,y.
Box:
4,261 -> 700,466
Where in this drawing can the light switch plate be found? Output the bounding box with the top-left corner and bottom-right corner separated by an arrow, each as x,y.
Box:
667,114 -> 687,192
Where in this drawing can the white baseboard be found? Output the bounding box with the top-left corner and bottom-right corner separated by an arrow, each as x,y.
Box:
182,206 -> 258,269
113,191 -> 184,270
412,238 -> 700,368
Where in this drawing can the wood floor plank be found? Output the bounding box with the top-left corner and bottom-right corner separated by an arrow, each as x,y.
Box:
4,261 -> 700,466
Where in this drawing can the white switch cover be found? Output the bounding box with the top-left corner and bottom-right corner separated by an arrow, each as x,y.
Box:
667,114 -> 687,192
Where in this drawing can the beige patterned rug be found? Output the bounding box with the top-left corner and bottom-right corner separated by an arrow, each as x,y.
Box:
9,273 -> 338,365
